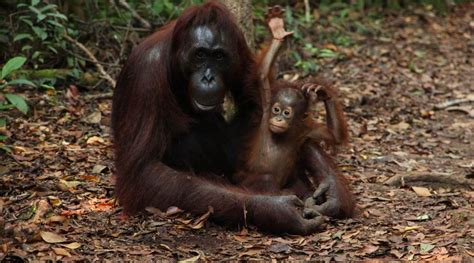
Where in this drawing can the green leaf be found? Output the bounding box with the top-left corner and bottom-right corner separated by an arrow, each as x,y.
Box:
4,93 -> 28,114
32,51 -> 42,60
31,0 -> 40,6
40,84 -> 55,90
47,20 -> 64,29
39,4 -> 57,13
0,118 -> 6,127
29,5 -> 46,22
21,45 -> 33,52
13,33 -> 34,42
1,57 -> 27,79
0,105 -> 15,110
21,18 -> 33,27
318,49 -> 338,58
37,13 -> 47,22
0,144 -> 11,152
48,13 -> 68,21
32,26 -> 48,40
48,46 -> 58,54
153,1 -> 164,14
420,243 -> 435,253
29,5 -> 42,15
8,79 -> 37,87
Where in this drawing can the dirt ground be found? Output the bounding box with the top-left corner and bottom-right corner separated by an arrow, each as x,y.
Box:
1,5 -> 473,261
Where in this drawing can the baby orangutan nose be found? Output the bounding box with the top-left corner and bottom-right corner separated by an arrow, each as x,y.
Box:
269,116 -> 289,134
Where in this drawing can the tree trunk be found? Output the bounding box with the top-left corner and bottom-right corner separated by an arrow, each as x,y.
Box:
219,0 -> 255,51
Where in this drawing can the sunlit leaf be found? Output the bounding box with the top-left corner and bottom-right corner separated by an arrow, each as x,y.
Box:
52,247 -> 72,257
1,56 -> 27,79
13,33 -> 34,42
4,94 -> 28,114
420,243 -> 435,253
40,231 -> 67,243
8,78 -> 37,87
412,186 -> 432,197
61,242 -> 81,250
32,26 -> 48,40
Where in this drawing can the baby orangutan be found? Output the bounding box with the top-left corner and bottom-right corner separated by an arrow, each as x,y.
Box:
233,6 -> 354,224
233,79 -> 346,193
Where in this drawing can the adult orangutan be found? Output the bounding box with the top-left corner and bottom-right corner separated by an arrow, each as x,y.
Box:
112,1 -> 354,235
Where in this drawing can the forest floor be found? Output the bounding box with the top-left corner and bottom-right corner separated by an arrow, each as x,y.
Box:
1,5 -> 473,262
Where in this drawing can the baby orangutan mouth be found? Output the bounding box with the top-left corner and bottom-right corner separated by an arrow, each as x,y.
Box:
269,122 -> 288,134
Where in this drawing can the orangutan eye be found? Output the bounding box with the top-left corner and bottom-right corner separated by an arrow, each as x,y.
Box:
283,109 -> 292,118
272,106 -> 281,114
215,51 -> 224,60
196,50 -> 205,59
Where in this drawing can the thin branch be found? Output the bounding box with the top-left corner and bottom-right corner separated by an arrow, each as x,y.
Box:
64,34 -> 116,88
115,0 -> 151,29
434,95 -> 474,110
64,49 -> 120,68
384,174 -> 472,188
83,92 -> 114,100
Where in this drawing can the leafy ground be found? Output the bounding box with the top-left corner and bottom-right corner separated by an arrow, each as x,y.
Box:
1,5 -> 473,261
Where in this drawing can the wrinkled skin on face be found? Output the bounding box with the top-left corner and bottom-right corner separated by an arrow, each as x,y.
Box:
178,25 -> 238,112
269,88 -> 307,134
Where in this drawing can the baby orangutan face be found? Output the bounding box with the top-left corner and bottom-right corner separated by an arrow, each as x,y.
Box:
269,88 -> 307,134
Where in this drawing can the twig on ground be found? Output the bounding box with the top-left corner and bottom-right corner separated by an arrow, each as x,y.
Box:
385,174 -> 473,188
434,95 -> 474,110
64,34 -> 116,88
83,92 -> 113,101
446,106 -> 474,118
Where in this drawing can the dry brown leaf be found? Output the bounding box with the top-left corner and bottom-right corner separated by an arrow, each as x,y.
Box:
86,136 -> 104,145
178,255 -> 200,263
390,249 -> 405,259
394,121 -> 410,131
47,196 -> 61,207
165,206 -> 183,216
234,235 -> 247,242
145,207 -> 163,216
191,206 -> 214,229
92,164 -> 107,174
61,242 -> 81,250
83,111 -> 102,124
40,231 -> 66,243
358,244 -> 379,255
412,186 -> 432,197
52,247 -> 72,257
45,215 -> 67,224
159,243 -> 172,251
59,180 -> 82,189
239,248 -> 263,258
30,200 -> 50,224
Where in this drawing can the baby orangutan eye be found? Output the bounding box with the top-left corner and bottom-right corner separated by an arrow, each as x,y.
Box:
283,109 -> 292,118
272,106 -> 281,114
